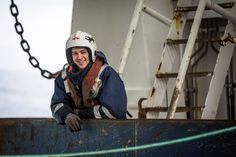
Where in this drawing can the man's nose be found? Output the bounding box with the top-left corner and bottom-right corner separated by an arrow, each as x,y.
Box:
77,52 -> 82,59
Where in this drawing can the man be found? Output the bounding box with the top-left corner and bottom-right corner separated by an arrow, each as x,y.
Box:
51,30 -> 127,132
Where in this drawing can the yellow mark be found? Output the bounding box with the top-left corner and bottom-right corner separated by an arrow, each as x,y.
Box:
173,13 -> 183,35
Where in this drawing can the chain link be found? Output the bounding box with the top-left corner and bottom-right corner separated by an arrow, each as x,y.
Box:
10,0 -> 61,79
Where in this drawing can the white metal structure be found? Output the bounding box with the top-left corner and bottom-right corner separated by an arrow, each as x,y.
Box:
118,0 -> 196,119
118,0 -> 236,119
118,0 -> 172,78
71,0 -> 236,119
166,0 -> 236,119
201,4 -> 236,119
167,0 -> 207,119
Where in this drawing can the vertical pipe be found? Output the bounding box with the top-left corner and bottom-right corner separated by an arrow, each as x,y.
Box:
166,0 -> 206,119
225,74 -> 231,120
194,70 -> 199,119
118,0 -> 144,77
229,60 -> 235,119
191,26 -> 205,119
185,79 -> 191,119
191,36 -> 205,119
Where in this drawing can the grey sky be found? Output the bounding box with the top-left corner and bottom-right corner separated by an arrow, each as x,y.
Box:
0,0 -> 72,117
0,0 -> 72,71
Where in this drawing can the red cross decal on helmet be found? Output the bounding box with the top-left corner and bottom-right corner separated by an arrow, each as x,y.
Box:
72,35 -> 80,40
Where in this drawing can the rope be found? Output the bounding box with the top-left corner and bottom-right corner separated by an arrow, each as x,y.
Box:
3,125 -> 236,157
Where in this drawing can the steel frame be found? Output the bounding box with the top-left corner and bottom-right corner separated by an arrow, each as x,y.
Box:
167,0 -> 236,119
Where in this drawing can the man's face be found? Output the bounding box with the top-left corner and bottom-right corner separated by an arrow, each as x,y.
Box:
71,47 -> 90,70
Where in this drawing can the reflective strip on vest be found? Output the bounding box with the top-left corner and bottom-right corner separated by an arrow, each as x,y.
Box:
91,64 -> 109,98
64,80 -> 70,93
53,103 -> 64,117
61,70 -> 70,93
93,105 -> 116,119
97,64 -> 108,79
101,106 -> 116,119
61,69 -> 67,79
93,105 -> 102,119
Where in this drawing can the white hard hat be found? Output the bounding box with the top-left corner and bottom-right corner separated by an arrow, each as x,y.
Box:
65,30 -> 97,63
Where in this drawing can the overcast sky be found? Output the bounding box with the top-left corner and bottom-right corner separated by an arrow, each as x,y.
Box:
0,0 -> 73,117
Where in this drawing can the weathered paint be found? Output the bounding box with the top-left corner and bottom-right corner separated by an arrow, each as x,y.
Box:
167,0 -> 206,119
173,13 -> 182,35
0,118 -> 236,156
118,0 -> 144,76
155,72 -> 213,78
201,17 -> 236,119
175,2 -> 234,12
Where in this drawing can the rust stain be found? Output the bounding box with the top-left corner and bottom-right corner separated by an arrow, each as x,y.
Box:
68,139 -> 83,149
157,62 -> 162,71
169,87 -> 180,115
127,139 -> 132,144
150,87 -> 156,97
101,128 -> 108,136
132,29 -> 135,34
173,13 -> 183,35
174,88 -> 180,96
1,119 -> 17,126
176,78 -> 180,85
0,119 -> 18,152
138,98 -> 147,119
78,140 -> 83,145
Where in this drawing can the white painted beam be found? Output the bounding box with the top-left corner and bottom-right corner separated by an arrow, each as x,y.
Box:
118,0 -> 144,77
167,0 -> 206,119
201,22 -> 236,119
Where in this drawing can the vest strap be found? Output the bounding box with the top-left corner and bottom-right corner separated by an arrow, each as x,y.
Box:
82,58 -> 104,107
63,58 -> 108,108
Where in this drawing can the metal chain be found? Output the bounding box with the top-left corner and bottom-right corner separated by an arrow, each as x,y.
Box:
10,0 -> 61,79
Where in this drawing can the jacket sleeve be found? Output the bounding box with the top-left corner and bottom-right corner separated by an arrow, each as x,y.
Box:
99,66 -> 127,119
51,75 -> 74,124
78,66 -> 127,119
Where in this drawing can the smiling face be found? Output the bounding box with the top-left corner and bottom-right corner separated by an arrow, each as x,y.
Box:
71,47 -> 90,70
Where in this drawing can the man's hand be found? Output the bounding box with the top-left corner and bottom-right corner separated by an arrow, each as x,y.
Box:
65,113 -> 81,132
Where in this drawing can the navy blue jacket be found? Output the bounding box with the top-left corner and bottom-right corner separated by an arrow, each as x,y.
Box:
51,51 -> 127,124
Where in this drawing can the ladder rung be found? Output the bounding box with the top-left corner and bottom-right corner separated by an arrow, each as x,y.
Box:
175,2 -> 234,12
166,37 -> 221,45
156,72 -> 213,78
141,106 -> 204,113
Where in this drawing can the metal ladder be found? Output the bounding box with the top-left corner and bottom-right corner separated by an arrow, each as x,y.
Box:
167,0 -> 236,119
118,0 -> 188,119
118,0 -> 236,119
